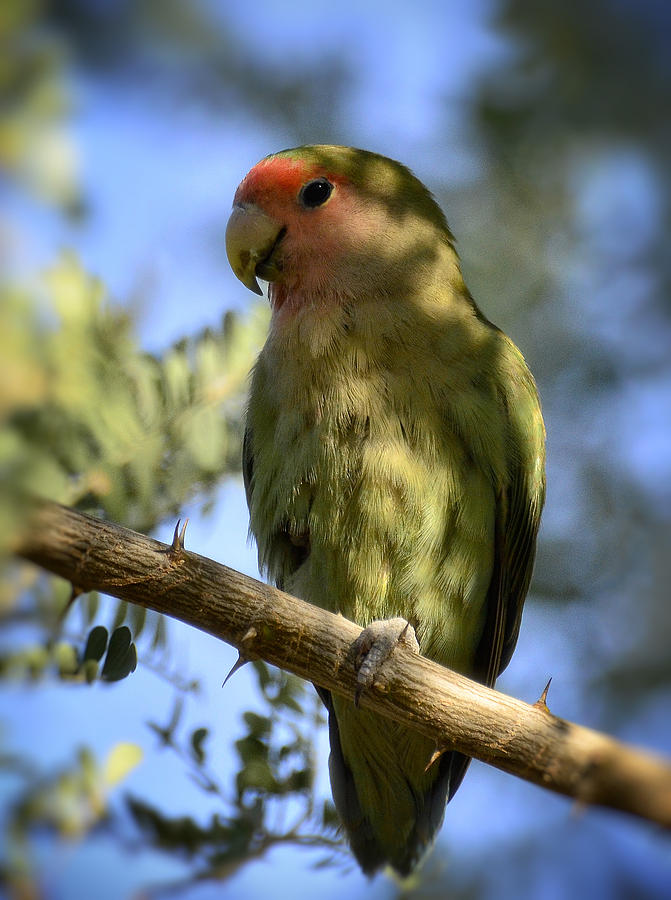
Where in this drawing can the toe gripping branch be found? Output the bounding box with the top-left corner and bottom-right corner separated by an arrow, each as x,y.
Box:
352,618 -> 419,707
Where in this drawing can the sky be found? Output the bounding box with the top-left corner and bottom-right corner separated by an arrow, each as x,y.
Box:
2,0 -> 671,897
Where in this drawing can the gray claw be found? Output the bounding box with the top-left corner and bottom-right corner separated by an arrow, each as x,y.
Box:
352,617 -> 419,706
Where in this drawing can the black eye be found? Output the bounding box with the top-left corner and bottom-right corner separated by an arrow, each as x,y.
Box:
299,178 -> 333,208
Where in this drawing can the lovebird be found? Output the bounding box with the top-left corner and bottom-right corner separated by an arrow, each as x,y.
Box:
225,146 -> 546,876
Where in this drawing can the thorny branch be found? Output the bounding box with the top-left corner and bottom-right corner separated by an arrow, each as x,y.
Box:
13,499 -> 671,831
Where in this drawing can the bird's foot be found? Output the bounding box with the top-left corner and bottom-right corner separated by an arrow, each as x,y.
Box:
352,617 -> 419,706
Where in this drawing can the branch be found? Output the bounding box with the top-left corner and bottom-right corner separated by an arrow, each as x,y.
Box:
13,499 -> 671,830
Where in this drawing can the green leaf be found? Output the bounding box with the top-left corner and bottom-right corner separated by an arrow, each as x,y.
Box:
236,758 -> 277,795
82,659 -> 99,684
150,612 -> 168,650
322,800 -> 340,829
53,642 -> 78,677
234,735 -> 268,766
103,742 -> 143,786
129,603 -> 147,640
251,659 -> 272,689
190,728 -> 209,765
101,626 -> 137,682
84,591 -> 100,623
241,712 -> 271,739
24,644 -> 50,679
273,678 -> 305,712
111,601 -> 128,630
83,626 -> 108,662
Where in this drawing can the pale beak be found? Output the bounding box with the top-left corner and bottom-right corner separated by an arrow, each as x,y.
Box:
225,203 -> 284,295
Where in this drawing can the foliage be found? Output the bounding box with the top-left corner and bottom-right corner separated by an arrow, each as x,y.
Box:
466,0 -> 671,721
0,252 -> 267,537
0,623 -> 137,684
2,741 -> 143,894
0,242 -> 267,694
0,0 -> 81,210
0,7 -> 345,894
124,663 -> 345,895
0,246 -> 286,887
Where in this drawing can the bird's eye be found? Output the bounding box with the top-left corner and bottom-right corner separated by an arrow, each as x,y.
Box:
299,178 -> 333,209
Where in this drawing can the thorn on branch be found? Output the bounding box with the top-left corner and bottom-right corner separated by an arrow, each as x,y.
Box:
425,745 -> 448,773
241,626 -> 257,646
534,677 -> 553,711
222,627 -> 258,687
170,518 -> 189,554
222,653 -> 249,687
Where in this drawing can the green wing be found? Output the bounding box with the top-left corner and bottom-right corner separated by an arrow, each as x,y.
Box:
475,394 -> 546,688
243,425 -> 310,590
242,425 -> 254,511
448,381 -> 544,800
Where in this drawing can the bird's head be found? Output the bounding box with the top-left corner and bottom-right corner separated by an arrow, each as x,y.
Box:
226,145 -> 457,313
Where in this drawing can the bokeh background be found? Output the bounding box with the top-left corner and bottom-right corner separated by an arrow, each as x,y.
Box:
1,1 -> 670,897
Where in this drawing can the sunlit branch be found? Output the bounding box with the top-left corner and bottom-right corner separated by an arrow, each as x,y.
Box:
14,498 -> 671,831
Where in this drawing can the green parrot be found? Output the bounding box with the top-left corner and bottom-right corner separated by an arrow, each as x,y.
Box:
225,146 -> 546,876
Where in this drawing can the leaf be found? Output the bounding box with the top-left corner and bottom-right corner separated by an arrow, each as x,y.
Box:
83,625 -> 108,662
111,600 -> 128,630
234,735 -> 268,766
236,758 -> 277,795
101,626 -> 137,682
129,603 -> 147,640
241,711 -> 271,739
103,742 -> 143,787
24,644 -> 50,679
150,612 -> 168,650
251,659 -> 272,689
82,659 -> 99,684
274,678 -> 305,713
54,642 -> 79,677
322,800 -> 340,830
190,728 -> 209,765
84,591 -> 100,623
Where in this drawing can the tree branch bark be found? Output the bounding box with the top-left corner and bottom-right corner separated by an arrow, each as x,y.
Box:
13,499 -> 671,831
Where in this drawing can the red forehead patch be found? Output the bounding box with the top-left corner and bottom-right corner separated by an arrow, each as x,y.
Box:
235,156 -> 310,205
234,155 -> 346,206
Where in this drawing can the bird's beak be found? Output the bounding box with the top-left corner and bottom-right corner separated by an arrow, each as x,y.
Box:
225,203 -> 284,295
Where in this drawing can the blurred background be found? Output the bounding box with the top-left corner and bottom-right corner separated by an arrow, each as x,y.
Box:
1,0 -> 670,897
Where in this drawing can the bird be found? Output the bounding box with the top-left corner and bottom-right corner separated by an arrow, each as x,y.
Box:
225,145 -> 546,876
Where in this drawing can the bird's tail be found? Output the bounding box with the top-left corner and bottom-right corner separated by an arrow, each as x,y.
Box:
319,688 -> 468,876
